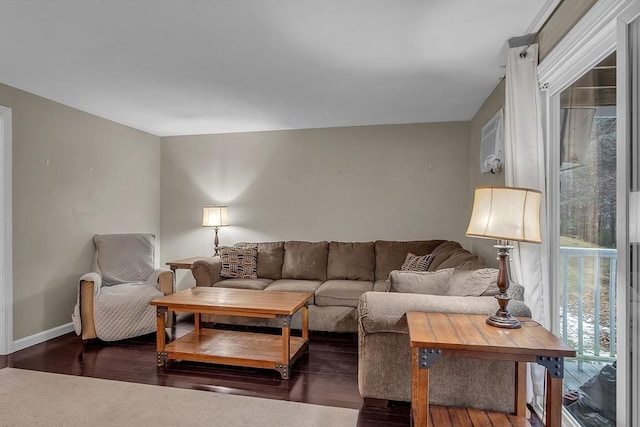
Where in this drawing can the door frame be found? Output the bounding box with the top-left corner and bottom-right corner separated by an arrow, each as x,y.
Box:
0,104 -> 13,356
537,0 -> 638,425
616,2 -> 640,425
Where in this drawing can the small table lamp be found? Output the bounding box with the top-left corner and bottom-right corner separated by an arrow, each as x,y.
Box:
202,205 -> 230,256
466,186 -> 542,328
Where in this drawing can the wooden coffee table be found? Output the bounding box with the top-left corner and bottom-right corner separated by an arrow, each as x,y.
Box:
407,312 -> 576,427
151,287 -> 313,379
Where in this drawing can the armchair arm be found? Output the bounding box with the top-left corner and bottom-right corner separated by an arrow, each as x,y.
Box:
357,292 -> 532,335
156,269 -> 175,328
156,270 -> 174,296
192,257 -> 222,287
77,272 -> 101,340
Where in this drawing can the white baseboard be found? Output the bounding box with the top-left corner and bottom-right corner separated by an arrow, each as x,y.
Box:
11,322 -> 75,353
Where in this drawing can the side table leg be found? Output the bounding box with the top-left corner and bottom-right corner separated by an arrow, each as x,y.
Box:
412,348 -> 432,427
169,267 -> 177,327
546,374 -> 564,427
515,362 -> 527,416
537,355 -> 565,427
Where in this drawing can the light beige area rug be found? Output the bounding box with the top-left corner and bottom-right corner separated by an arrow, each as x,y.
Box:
0,368 -> 359,426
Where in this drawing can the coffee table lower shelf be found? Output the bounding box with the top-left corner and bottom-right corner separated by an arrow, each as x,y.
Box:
159,329 -> 307,378
424,405 -> 531,427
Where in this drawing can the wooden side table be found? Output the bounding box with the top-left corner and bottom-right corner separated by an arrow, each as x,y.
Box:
407,312 -> 576,427
166,256 -> 211,276
165,257 -> 210,324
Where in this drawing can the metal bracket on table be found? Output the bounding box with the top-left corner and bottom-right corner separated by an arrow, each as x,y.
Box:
537,356 -> 565,378
275,363 -> 290,379
417,348 -> 443,369
156,351 -> 168,366
156,307 -> 168,317
278,314 -> 292,327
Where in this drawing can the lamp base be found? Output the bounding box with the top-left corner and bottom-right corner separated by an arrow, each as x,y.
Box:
487,246 -> 521,329
486,312 -> 521,329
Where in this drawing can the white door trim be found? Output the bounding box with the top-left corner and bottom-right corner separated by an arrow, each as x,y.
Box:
0,105 -> 13,356
617,2 -> 640,426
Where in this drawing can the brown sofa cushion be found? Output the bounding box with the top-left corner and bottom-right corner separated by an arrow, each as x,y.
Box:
264,279 -> 323,305
256,242 -> 285,280
374,240 -> 445,280
327,241 -> 375,281
212,278 -> 272,290
427,241 -> 485,271
282,241 -> 329,281
315,280 -> 374,307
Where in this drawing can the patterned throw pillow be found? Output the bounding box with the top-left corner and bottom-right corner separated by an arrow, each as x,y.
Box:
220,246 -> 258,279
401,253 -> 433,272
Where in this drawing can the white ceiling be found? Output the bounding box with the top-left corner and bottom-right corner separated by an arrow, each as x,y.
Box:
0,0 -> 552,137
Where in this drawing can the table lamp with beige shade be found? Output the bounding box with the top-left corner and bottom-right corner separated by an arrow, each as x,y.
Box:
202,205 -> 230,256
466,186 -> 542,328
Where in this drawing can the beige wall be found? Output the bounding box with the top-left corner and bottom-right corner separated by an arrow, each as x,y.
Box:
161,122 -> 473,289
0,83 -> 162,340
468,80 -> 506,267
467,0 -> 597,267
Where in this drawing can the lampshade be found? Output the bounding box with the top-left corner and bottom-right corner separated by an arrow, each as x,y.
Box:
466,186 -> 542,243
631,191 -> 640,243
202,205 -> 230,227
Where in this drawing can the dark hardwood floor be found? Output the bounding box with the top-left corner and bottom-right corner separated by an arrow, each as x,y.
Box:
1,319 -> 543,426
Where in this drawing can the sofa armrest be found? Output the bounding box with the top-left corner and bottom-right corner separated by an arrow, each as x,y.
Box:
358,291 -> 531,334
192,256 -> 223,286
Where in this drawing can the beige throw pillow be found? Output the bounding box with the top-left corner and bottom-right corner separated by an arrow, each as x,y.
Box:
445,268 -> 499,296
386,268 -> 454,295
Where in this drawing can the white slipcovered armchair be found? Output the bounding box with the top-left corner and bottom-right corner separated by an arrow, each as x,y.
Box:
72,233 -> 174,341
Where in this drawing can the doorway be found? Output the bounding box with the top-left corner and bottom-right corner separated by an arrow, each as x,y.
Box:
0,104 -> 12,356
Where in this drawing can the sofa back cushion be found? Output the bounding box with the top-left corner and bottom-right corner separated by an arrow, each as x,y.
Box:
374,240 -> 445,281
256,242 -> 285,280
282,241 -> 329,281
94,233 -> 155,286
327,242 -> 375,281
427,241 -> 485,271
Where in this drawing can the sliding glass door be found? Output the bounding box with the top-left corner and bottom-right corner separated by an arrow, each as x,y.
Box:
539,3 -> 639,424
556,52 -> 618,427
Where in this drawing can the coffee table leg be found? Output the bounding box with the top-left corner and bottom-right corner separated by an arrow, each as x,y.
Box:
156,307 -> 167,367
276,315 -> 292,379
302,305 -> 309,343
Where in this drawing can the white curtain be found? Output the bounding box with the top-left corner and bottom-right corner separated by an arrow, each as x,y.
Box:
503,43 -> 551,400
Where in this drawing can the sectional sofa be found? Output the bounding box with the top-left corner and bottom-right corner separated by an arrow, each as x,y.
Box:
191,239 -> 485,331
191,239 -> 533,413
